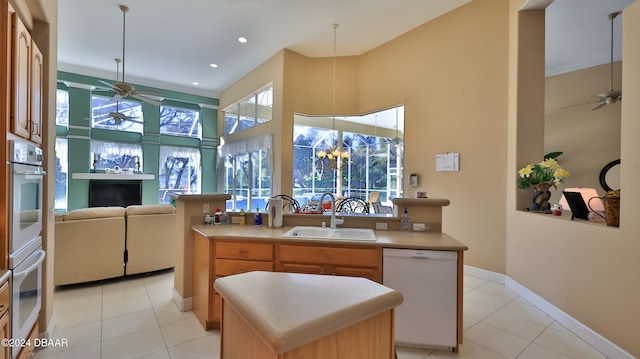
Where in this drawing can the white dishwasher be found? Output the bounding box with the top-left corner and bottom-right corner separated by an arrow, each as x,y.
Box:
383,248 -> 458,350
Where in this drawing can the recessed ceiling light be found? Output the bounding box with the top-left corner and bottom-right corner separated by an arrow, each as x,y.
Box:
210,63 -> 218,68
192,82 -> 199,86
238,37 -> 248,43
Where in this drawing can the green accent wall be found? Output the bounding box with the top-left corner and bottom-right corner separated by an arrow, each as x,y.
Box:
57,71 -> 219,211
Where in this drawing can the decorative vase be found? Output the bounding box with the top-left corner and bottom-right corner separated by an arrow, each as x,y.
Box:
532,181 -> 553,212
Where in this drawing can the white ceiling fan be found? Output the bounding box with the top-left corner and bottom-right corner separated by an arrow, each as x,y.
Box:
91,58 -> 143,128
97,5 -> 163,106
562,11 -> 622,111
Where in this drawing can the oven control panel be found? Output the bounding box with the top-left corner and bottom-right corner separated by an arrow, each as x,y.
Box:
9,140 -> 43,166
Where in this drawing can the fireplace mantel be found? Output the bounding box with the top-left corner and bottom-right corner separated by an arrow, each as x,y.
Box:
71,173 -> 155,180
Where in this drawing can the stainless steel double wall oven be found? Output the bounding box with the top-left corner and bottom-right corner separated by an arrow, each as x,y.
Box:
8,140 -> 46,358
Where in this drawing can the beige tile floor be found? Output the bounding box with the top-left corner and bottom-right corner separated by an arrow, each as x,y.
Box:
33,270 -> 608,359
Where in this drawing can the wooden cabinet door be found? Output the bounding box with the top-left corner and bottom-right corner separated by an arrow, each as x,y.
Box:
279,262 -> 325,275
192,232 -> 214,329
29,40 -> 43,144
277,244 -> 382,282
278,244 -> 380,267
0,279 -> 8,359
0,312 -> 8,359
332,265 -> 381,283
215,241 -> 273,261
215,258 -> 274,276
10,12 -> 30,140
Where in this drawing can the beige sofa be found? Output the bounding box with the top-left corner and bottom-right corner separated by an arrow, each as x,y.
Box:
125,204 -> 176,276
54,204 -> 176,286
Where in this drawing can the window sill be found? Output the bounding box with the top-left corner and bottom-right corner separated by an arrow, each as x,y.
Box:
519,209 -> 619,229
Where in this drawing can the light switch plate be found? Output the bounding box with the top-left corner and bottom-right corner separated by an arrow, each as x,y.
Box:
413,223 -> 428,231
203,202 -> 210,213
375,222 -> 388,230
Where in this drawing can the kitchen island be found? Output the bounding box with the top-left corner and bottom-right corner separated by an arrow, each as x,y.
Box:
191,224 -> 467,351
214,271 -> 403,358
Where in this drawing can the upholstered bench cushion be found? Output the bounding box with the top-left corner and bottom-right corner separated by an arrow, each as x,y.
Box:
63,206 -> 125,221
125,204 -> 175,216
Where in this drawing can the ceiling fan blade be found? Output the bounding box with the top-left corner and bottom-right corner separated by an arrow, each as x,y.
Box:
591,102 -> 606,111
110,93 -> 123,103
98,80 -> 120,91
93,88 -> 115,94
560,100 -> 600,110
131,93 -> 161,106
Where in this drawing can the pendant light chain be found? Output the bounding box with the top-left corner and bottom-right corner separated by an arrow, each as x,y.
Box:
315,23 -> 348,170
332,23 -> 338,134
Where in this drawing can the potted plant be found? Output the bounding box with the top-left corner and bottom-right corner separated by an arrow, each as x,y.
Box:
518,152 -> 569,212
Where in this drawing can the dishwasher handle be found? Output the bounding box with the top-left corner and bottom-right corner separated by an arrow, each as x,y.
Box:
383,248 -> 458,260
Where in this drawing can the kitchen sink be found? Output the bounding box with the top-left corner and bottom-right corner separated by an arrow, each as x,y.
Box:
282,226 -> 376,241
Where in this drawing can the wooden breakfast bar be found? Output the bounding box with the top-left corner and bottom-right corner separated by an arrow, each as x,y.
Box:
214,271 -> 404,359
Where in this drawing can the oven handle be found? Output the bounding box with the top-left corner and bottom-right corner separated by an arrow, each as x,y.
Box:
13,250 -> 46,280
13,169 -> 47,176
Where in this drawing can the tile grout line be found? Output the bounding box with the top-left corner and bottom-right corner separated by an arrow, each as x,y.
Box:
462,294 -> 524,359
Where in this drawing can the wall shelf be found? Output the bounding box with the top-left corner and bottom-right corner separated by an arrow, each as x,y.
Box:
71,173 -> 155,180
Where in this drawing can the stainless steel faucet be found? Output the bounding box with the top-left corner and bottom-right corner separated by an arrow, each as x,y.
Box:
319,192 -> 344,229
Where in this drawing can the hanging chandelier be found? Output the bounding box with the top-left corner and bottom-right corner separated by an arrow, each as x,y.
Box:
317,145 -> 349,169
316,23 -> 349,170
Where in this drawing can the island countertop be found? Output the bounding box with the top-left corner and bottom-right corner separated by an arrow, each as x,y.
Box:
214,271 -> 404,354
192,224 -> 468,251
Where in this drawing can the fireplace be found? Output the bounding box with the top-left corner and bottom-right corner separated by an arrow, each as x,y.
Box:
89,180 -> 142,207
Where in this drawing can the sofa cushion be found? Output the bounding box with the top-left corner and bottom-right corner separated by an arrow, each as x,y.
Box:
63,206 -> 125,221
125,204 -> 175,216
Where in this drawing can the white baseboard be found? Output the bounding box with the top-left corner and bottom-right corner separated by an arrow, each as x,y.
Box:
463,265 -> 506,284
172,288 -> 192,312
465,266 -> 635,359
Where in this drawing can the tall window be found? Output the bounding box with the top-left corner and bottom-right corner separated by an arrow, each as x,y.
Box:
90,141 -> 143,171
54,138 -> 68,211
91,95 -> 144,134
160,105 -> 201,139
342,132 -> 403,203
223,85 -> 273,135
292,106 -> 404,207
221,135 -> 272,211
159,146 -> 201,203
56,89 -> 69,126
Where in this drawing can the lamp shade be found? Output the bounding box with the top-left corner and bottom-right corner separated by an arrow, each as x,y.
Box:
559,187 -> 604,212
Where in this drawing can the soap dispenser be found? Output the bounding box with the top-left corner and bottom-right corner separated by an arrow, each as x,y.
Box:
401,207 -> 410,232
254,206 -> 262,226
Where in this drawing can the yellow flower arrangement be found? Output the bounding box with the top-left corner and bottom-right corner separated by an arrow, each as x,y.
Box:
518,155 -> 569,189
